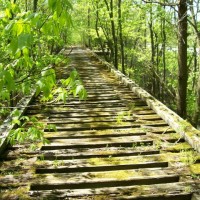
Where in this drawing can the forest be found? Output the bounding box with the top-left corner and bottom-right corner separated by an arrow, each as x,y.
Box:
0,0 -> 200,136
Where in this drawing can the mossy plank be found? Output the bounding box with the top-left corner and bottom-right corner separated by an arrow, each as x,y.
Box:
29,182 -> 196,199
31,174 -> 180,190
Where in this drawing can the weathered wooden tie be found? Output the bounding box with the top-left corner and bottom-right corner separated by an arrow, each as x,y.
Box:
0,48 -> 199,200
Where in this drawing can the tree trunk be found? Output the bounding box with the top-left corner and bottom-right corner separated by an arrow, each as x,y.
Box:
118,0 -> 125,74
194,84 -> 200,129
161,7 -> 166,82
192,35 -> 200,126
110,0 -> 118,69
33,0 -> 38,12
104,0 -> 118,69
88,7 -> 91,48
94,2 -> 108,61
188,0 -> 200,127
149,6 -> 156,96
177,0 -> 188,118
25,0 -> 28,11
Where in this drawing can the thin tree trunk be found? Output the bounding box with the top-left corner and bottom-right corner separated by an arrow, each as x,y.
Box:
161,8 -> 166,82
161,6 -> 166,101
193,43 -> 200,126
177,0 -> 188,118
110,0 -> 118,69
188,0 -> 200,126
192,34 -> 200,127
88,7 -> 91,48
118,0 -> 125,74
94,2 -> 107,60
149,6 -> 156,95
25,0 -> 28,11
33,0 -> 38,12
104,0 -> 118,69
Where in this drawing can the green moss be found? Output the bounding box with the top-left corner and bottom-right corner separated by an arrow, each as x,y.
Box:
0,186 -> 31,200
89,156 -> 149,166
167,133 -> 182,139
186,130 -> 200,137
35,159 -> 48,166
166,142 -> 192,151
179,150 -> 198,165
127,103 -> 136,110
94,170 -> 140,180
92,195 -> 113,200
190,163 -> 200,175
115,111 -> 131,125
178,120 -> 191,132
53,160 -> 64,168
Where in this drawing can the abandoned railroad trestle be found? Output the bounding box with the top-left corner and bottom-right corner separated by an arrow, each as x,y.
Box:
0,47 -> 200,200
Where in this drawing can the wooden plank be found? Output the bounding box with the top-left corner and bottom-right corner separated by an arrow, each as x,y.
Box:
29,182 -> 195,199
39,150 -> 160,160
44,135 -> 151,146
36,162 -> 168,174
31,174 -> 180,190
41,139 -> 153,150
36,153 -> 177,168
44,130 -> 146,139
45,120 -> 166,127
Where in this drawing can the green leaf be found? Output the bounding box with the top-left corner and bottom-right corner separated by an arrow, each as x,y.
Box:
22,81 -> 31,94
62,0 -> 73,9
5,21 -> 14,32
79,88 -> 87,100
18,34 -> 33,50
41,68 -> 56,83
9,38 -> 18,55
20,116 -> 30,122
0,90 -> 10,101
12,109 -> 20,117
0,79 -> 3,92
22,47 -> 29,56
12,117 -> 21,126
35,85 -> 41,97
5,8 -> 12,18
16,20 -> 23,36
48,0 -> 57,11
30,13 -> 42,28
30,117 -> 39,122
56,0 -> 62,16
70,70 -> 78,79
61,11 -> 72,26
4,71 -> 15,91
75,85 -> 84,96
45,124 -> 57,131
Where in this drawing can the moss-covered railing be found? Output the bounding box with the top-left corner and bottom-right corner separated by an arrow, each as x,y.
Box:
0,91 -> 35,155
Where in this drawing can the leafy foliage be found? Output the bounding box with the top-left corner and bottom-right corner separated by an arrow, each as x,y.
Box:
0,0 -> 88,145
0,0 -> 73,107
8,111 -> 50,145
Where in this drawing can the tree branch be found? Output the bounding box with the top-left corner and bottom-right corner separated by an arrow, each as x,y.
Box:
141,0 -> 178,6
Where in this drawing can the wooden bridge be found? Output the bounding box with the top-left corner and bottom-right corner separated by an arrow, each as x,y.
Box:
0,48 -> 200,199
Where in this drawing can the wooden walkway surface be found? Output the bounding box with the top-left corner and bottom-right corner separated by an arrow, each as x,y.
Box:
0,48 -> 200,199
